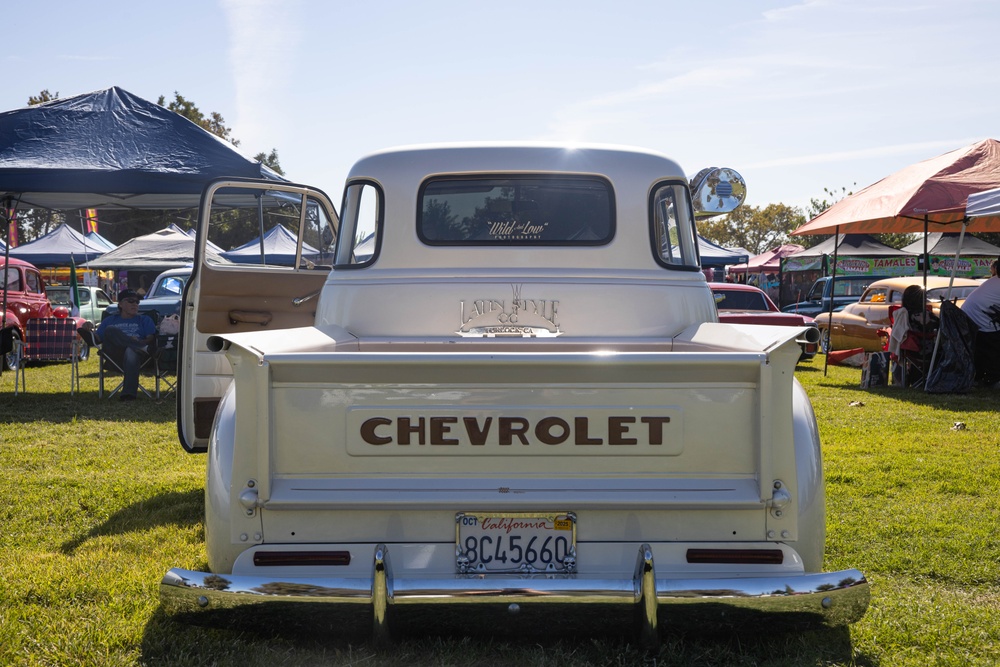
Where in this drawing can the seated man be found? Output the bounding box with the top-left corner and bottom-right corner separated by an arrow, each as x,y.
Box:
80,289 -> 157,401
960,259 -> 1000,387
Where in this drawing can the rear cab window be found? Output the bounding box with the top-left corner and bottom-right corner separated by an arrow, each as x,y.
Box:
714,289 -> 768,311
417,176 -> 614,245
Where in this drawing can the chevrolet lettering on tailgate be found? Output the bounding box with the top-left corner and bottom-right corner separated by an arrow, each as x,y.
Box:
350,409 -> 681,454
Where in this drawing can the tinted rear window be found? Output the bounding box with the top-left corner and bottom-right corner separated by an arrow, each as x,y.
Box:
714,289 -> 769,311
418,176 -> 614,245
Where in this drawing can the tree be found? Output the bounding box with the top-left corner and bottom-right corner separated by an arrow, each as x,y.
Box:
699,203 -> 806,255
28,89 -> 58,106
160,92 -> 285,176
254,149 -> 284,176
158,92 -> 239,146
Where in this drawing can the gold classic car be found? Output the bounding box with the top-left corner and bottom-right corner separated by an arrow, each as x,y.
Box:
813,275 -> 981,352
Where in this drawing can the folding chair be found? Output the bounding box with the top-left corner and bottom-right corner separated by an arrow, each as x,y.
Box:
887,304 -> 939,388
78,327 -> 156,399
13,318 -> 82,395
154,333 -> 179,398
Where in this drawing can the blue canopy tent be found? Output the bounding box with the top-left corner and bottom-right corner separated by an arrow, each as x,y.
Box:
0,86 -> 285,359
9,223 -> 112,267
697,235 -> 749,269
85,231 -> 117,251
221,224 -> 320,265
0,86 -> 283,212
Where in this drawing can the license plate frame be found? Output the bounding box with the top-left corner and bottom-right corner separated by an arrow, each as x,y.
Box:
455,511 -> 577,574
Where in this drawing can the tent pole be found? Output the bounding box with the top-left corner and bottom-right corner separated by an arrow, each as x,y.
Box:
1,198 -> 14,369
822,226 -> 841,377
257,196 -> 266,263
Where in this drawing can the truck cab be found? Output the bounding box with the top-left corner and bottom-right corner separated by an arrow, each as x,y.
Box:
162,144 -> 867,643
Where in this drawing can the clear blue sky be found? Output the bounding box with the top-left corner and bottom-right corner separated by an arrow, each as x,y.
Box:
4,0 -> 998,214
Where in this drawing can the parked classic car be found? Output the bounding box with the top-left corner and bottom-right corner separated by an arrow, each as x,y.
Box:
47,285 -> 113,326
160,144 -> 867,643
103,266 -> 190,323
2,257 -> 89,368
812,275 -> 982,352
782,275 -> 890,317
710,282 -> 819,359
3,257 -> 54,370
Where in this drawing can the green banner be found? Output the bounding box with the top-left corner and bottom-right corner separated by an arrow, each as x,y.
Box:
926,255 -> 993,278
783,255 -> 918,276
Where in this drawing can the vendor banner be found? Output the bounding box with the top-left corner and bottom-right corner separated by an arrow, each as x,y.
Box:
926,255 -> 993,278
785,255 -> 916,276
842,256 -> 916,277
783,255 -> 824,272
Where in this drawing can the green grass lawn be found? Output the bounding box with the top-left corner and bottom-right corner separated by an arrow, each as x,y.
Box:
1,356 -> 998,666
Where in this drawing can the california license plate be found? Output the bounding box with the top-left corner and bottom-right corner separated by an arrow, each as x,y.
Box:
455,512 -> 577,574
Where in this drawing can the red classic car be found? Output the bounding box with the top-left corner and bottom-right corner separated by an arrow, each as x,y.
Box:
2,257 -> 88,369
710,282 -> 819,360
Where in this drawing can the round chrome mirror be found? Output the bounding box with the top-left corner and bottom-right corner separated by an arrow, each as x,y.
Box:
690,167 -> 747,219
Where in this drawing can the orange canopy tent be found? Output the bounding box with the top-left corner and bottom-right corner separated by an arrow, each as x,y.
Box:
789,139 -> 1000,381
792,138 -> 1000,236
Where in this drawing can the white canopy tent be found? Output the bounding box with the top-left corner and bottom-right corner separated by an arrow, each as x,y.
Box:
967,186 -> 1000,219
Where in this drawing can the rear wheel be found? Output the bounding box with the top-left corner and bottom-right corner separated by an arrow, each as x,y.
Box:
820,328 -> 831,354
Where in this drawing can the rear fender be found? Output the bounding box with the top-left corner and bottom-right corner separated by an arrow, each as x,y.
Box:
791,378 -> 824,571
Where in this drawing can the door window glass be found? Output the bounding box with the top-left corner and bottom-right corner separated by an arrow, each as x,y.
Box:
205,187 -> 337,271
651,182 -> 698,269
25,270 -> 42,294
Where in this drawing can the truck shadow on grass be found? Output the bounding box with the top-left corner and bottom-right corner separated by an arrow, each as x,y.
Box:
140,609 -> 875,666
0,387 -> 176,424
59,488 -> 203,555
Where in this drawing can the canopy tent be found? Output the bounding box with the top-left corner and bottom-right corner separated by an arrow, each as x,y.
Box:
354,233 -> 376,263
727,244 -> 803,275
788,140 -> 1000,380
900,232 -> 1000,278
221,224 -> 319,265
968,186 -> 1000,218
792,234 -> 909,257
84,227 -> 224,271
8,223 -> 113,267
0,86 -> 282,212
784,234 -> 914,278
85,231 -> 117,251
793,139 -> 1000,236
696,235 -> 749,269
178,225 -> 223,253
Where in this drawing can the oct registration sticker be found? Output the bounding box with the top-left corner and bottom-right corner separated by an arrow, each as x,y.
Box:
456,512 -> 576,574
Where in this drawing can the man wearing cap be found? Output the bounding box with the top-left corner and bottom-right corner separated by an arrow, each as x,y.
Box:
80,289 -> 157,401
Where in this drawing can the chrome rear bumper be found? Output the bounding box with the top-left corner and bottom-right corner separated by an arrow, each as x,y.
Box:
161,544 -> 868,643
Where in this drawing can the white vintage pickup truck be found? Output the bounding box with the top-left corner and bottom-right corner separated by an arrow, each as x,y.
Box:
161,144 -> 868,644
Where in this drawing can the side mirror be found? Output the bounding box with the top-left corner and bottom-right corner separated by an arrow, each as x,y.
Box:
690,167 -> 747,219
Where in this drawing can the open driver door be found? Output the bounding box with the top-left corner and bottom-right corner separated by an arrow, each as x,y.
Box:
178,179 -> 340,452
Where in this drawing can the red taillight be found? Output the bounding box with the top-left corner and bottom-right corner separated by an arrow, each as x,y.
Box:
252,551 -> 352,567
686,549 -> 784,565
